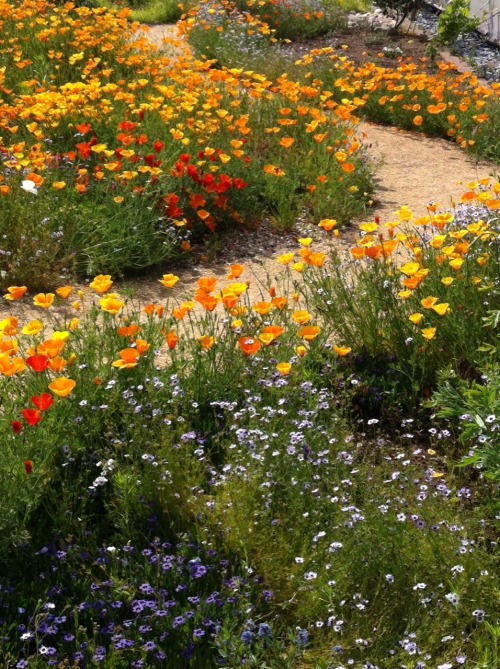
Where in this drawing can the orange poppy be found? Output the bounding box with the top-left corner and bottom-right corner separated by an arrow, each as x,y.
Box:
261,325 -> 285,340
56,286 -> 73,299
238,336 -> 261,356
198,335 -> 215,351
253,302 -> 273,316
117,324 -> 142,339
351,247 -> 365,260
298,326 -> 321,341
0,317 -> 18,336
48,357 -> 68,373
196,294 -> 219,312
227,264 -> 244,279
100,297 -> 124,315
48,376 -> 76,397
165,331 -> 179,350
33,293 -> 54,309
90,275 -> 113,294
272,297 -> 288,310
135,339 -> 150,355
37,339 -> 65,359
197,277 -> 217,293
4,286 -> 27,301
112,349 -> 139,369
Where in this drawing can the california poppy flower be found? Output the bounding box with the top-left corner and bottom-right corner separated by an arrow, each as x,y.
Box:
292,310 -> 311,325
158,274 -> 179,289
276,362 -> 292,375
165,331 -> 179,350
422,328 -> 437,340
197,277 -> 217,293
272,297 -> 288,310
22,320 -> 43,336
99,297 -> 124,315
11,420 -> 23,434
238,337 -> 261,356
0,317 -> 18,336
24,460 -> 33,475
227,264 -> 244,279
48,377 -> 76,397
22,409 -> 42,426
33,293 -> 54,309
112,349 -> 139,369
421,296 -> 438,309
56,286 -> 73,299
90,275 -> 113,294
37,339 -> 65,359
135,339 -> 150,355
253,302 -> 273,316
48,357 -> 68,373
333,345 -> 352,356
31,394 -> 53,411
3,286 -> 27,301
318,219 -> 337,231
261,325 -> 284,340
196,294 -> 219,312
26,355 -> 50,373
117,324 -> 142,339
298,326 -> 321,341
198,335 -> 215,351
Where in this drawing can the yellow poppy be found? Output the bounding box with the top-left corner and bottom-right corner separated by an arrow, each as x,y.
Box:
48,376 -> 76,397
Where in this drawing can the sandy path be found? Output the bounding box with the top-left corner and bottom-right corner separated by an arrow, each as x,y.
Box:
0,25 -> 496,324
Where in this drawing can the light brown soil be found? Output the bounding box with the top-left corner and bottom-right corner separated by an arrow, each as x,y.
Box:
0,23 -> 496,325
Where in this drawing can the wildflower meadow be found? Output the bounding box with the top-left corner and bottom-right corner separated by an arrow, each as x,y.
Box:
0,1 -> 499,668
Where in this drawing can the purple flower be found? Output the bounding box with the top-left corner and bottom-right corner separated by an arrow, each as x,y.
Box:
172,616 -> 186,628
181,641 -> 196,660
241,630 -> 253,644
258,623 -> 272,639
93,647 -> 106,662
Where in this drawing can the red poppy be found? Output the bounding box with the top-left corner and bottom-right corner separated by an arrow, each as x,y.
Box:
24,460 -> 33,475
21,409 -> 42,427
25,355 -> 49,372
11,420 -> 23,434
153,140 -> 164,154
31,394 -> 54,411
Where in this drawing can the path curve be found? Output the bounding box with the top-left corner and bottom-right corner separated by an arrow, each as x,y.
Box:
0,26 -> 497,321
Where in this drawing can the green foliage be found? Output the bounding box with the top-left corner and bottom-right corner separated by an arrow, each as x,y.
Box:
432,369 -> 500,480
437,0 -> 483,45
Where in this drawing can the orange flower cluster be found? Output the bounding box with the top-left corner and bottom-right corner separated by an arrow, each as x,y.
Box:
292,48 -> 500,152
347,179 -> 500,341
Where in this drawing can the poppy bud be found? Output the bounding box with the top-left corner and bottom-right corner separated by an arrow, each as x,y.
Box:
11,420 -> 23,434
24,460 -> 33,475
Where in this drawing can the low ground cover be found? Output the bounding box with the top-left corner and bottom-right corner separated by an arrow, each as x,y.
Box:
1,183 -> 499,667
